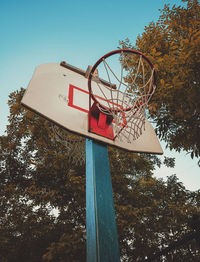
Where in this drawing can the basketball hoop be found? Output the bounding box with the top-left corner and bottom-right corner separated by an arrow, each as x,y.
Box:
21,55 -> 162,154
88,49 -> 156,142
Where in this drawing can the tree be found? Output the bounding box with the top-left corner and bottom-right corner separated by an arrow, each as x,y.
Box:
110,150 -> 200,261
1,88 -> 200,261
120,0 -> 200,163
0,89 -> 86,262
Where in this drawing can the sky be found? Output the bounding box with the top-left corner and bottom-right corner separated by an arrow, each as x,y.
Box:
0,0 -> 199,191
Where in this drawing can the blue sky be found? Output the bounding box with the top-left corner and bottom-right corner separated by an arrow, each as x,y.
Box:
0,0 -> 199,190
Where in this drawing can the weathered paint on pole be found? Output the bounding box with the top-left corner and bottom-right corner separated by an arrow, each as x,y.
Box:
86,139 -> 120,262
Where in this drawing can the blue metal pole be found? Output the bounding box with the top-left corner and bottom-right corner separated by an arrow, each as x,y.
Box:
86,139 -> 120,262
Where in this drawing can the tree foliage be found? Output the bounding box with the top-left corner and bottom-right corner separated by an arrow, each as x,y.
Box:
0,88 -> 200,261
0,89 -> 86,262
120,0 -> 200,163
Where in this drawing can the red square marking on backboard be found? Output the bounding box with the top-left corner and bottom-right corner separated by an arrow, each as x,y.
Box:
68,84 -> 89,113
68,84 -> 128,128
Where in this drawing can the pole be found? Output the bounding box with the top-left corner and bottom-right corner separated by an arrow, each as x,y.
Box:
86,139 -> 120,262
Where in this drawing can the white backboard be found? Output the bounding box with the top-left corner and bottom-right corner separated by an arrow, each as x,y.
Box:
21,63 -> 163,154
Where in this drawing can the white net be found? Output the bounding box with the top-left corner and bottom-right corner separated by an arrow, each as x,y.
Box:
89,50 -> 156,143
51,124 -> 85,165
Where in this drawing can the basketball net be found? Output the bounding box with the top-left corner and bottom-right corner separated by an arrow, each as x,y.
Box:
51,124 -> 85,165
88,50 -> 156,143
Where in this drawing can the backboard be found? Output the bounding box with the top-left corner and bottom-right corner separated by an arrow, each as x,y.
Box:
21,62 -> 163,154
